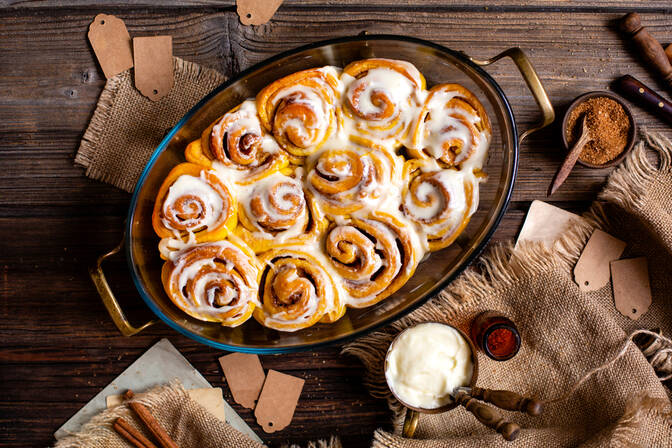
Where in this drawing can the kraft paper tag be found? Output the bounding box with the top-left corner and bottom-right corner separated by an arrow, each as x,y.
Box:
133,36 -> 174,101
255,369 -> 304,433
611,257 -> 652,320
219,353 -> 266,409
87,14 -> 134,79
574,229 -> 626,291
237,0 -> 284,25
515,200 -> 584,250
106,388 -> 227,422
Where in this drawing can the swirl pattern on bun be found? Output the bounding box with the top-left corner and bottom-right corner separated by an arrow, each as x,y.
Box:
257,67 -> 341,162
255,247 -> 345,331
152,163 -> 237,244
341,59 -> 425,143
186,101 -> 288,185
161,238 -> 259,327
324,212 -> 421,308
236,171 -> 327,253
306,138 -> 403,216
401,159 -> 478,251
410,84 -> 491,169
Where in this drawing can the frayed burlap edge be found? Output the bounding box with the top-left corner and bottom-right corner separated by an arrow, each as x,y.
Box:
55,382 -> 189,448
369,396 -> 672,448
342,130 -> 672,432
598,131 -> 672,213
74,57 -> 225,192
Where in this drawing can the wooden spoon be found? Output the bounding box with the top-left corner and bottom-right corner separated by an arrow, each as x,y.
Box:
548,115 -> 591,196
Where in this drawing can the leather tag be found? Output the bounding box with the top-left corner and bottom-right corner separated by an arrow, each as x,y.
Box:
255,369 -> 304,433
219,353 -> 266,409
574,229 -> 626,292
133,36 -> 174,101
87,14 -> 133,79
237,0 -> 284,25
611,257 -> 652,320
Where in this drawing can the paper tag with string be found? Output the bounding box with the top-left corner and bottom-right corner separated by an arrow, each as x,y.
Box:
574,229 -> 626,292
237,0 -> 284,25
87,14 -> 134,79
133,36 -> 174,101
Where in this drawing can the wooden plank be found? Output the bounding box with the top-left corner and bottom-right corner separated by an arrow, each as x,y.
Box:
2,0 -> 672,11
0,4 -> 669,448
2,10 -> 671,208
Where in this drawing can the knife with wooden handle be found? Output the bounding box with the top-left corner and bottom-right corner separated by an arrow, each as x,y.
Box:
613,75 -> 672,125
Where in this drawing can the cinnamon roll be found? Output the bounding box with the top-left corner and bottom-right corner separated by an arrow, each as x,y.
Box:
306,137 -> 404,215
341,58 -> 425,144
410,84 -> 491,170
152,59 -> 492,332
324,212 -> 421,308
185,100 -> 288,185
152,162 -> 237,243
255,247 -> 346,331
161,238 -> 259,327
401,159 -> 478,251
235,171 -> 327,253
256,67 -> 341,162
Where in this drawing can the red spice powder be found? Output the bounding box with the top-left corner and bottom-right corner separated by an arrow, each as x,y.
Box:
486,328 -> 518,358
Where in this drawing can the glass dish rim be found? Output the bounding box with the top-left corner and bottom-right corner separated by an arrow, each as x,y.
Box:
125,34 -> 518,353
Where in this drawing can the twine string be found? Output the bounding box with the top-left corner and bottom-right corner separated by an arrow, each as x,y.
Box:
545,329 -> 672,405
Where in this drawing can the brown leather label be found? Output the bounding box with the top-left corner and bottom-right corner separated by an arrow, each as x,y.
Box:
611,257 -> 652,320
219,353 -> 266,409
87,14 -> 133,79
133,36 -> 174,101
254,369 -> 304,433
237,0 -> 284,26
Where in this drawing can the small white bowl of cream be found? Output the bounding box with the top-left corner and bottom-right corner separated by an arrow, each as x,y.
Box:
384,322 -> 476,412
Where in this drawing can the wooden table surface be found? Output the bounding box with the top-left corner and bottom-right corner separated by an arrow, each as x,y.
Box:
1,1 -> 671,446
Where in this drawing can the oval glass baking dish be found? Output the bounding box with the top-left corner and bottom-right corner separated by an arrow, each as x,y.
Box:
92,35 -> 554,353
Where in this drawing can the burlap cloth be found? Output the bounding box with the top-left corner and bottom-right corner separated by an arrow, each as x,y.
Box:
343,133 -> 672,447
74,57 -> 671,446
54,383 -> 266,448
75,57 -> 226,192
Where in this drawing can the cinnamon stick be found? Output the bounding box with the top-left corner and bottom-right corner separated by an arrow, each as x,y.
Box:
113,417 -> 158,448
124,390 -> 179,448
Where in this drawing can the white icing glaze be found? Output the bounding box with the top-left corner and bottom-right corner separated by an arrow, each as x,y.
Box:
341,66 -> 424,144
167,240 -> 259,323
411,87 -> 491,170
260,244 -> 339,330
239,171 -> 309,243
162,174 -> 224,232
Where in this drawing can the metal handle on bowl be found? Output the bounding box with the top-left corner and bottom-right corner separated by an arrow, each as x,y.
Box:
469,47 -> 555,144
89,236 -> 157,336
402,409 -> 420,438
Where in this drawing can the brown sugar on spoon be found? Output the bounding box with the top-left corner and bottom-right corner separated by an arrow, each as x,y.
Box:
565,97 -> 631,165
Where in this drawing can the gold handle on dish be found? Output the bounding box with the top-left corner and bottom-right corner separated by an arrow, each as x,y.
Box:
469,47 -> 555,144
402,409 -> 420,438
89,236 -> 157,336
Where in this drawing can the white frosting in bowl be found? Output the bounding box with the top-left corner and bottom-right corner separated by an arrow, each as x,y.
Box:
385,322 -> 474,409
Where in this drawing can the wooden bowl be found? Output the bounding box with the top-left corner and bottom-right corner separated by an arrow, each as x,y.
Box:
384,322 -> 479,414
561,91 -> 637,169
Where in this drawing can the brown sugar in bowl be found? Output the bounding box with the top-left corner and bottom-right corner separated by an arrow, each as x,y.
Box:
561,91 -> 637,169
